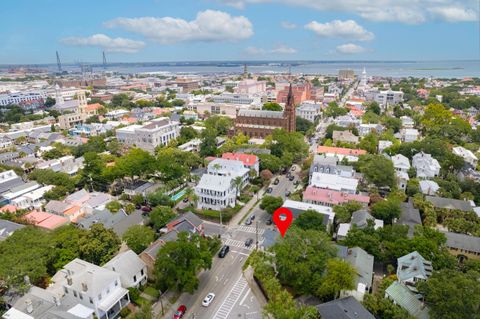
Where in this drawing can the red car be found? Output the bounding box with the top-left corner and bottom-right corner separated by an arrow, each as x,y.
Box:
173,305 -> 187,319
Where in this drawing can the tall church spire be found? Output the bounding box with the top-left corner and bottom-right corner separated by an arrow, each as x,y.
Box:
284,83 -> 296,132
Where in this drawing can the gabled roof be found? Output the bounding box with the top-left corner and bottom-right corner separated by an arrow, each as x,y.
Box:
385,282 -> 429,319
316,296 -> 375,319
397,251 -> 432,282
0,219 -> 25,240
317,146 -> 366,156
442,231 -> 480,253
397,200 -> 422,238
344,247 -> 374,289
104,250 -> 146,280
425,195 -> 473,212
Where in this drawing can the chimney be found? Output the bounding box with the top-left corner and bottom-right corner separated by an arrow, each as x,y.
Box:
81,283 -> 88,292
67,276 -> 72,286
25,299 -> 33,314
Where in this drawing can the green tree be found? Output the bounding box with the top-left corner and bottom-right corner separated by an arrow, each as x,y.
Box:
273,228 -> 337,295
357,154 -> 396,188
263,102 -> 282,111
147,191 -> 173,207
358,132 -> 379,154
106,200 -> 122,213
44,96 -> 56,107
334,201 -> 363,224
366,101 -> 381,115
123,225 -> 155,254
113,148 -> 157,180
317,259 -> 355,299
324,102 -> 348,118
154,233 -> 218,293
270,129 -> 309,164
293,210 -> 326,231
371,198 -> 401,224
258,154 -> 283,173
177,126 -> 198,144
200,128 -> 218,157
204,116 -> 233,135
78,224 -> 121,265
149,206 -> 176,231
296,116 -> 314,134
418,269 -> 480,319
260,196 -> 283,214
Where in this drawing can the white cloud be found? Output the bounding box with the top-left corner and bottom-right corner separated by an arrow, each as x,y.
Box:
305,19 -> 374,41
270,44 -> 297,54
281,21 -> 297,29
105,10 -> 253,44
244,46 -> 267,55
429,6 -> 478,22
216,0 -> 479,24
336,43 -> 368,54
61,34 -> 145,53
244,44 -> 297,56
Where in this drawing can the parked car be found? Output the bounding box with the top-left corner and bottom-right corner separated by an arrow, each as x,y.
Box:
273,178 -> 280,185
294,180 -> 300,186
250,214 -> 255,220
266,187 -> 273,193
141,206 -> 152,212
245,217 -> 252,225
285,191 -> 291,197
182,197 -> 189,203
266,217 -> 273,225
202,293 -> 216,307
289,176 -> 295,181
245,238 -> 254,247
291,166 -> 296,171
173,305 -> 187,319
218,245 -> 230,258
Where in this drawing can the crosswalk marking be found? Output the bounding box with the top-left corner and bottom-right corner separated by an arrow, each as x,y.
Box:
223,238 -> 254,251
236,225 -> 265,235
213,276 -> 249,319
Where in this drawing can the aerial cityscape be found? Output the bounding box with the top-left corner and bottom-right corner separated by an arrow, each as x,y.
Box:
0,1 -> 479,319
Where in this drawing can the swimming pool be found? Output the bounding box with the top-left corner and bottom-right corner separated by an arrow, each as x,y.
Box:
171,189 -> 187,201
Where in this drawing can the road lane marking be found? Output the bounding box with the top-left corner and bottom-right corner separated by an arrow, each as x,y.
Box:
236,225 -> 266,235
212,275 -> 249,319
239,288 -> 250,306
223,238 -> 254,251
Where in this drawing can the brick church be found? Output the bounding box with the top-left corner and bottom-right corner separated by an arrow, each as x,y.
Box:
233,83 -> 296,138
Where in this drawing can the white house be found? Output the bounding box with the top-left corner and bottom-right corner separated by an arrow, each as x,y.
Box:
419,180 -> 440,195
195,174 -> 236,211
412,152 -> 441,179
396,171 -> 409,191
48,259 -> 130,319
391,154 -> 411,173
207,158 -> 249,190
400,128 -> 420,143
310,172 -> 358,194
453,146 -> 478,167
103,250 -> 148,288
400,116 -> 415,129
116,117 -> 179,152
378,140 -> 393,153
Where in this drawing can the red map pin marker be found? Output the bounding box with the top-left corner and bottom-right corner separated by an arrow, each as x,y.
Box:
273,207 -> 293,238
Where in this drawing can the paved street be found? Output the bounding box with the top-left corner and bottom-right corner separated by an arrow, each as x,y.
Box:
160,166 -> 302,319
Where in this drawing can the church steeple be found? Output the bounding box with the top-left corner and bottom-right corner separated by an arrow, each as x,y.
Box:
284,83 -> 296,132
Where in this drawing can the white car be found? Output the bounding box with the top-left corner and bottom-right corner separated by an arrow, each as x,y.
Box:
202,293 -> 215,307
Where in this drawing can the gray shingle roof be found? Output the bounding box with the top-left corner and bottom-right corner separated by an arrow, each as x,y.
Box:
397,200 -> 422,238
103,250 -> 146,284
425,196 -> 473,212
0,219 -> 25,240
238,109 -> 284,119
351,209 -> 374,228
397,251 -> 432,282
316,296 -> 375,319
345,247 -> 374,289
442,231 -> 480,253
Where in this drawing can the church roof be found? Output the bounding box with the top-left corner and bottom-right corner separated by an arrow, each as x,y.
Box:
237,109 -> 284,119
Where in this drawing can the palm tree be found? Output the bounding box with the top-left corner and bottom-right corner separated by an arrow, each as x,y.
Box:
212,163 -> 221,174
233,176 -> 243,197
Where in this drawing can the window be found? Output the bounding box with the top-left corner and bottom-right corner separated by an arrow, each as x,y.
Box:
141,269 -> 144,276
89,297 -> 93,304
98,293 -> 102,300
133,275 -> 137,282
64,287 -> 68,294
73,291 -> 77,298
115,280 -> 118,287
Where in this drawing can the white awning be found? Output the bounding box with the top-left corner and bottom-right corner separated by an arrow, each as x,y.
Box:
98,287 -> 128,312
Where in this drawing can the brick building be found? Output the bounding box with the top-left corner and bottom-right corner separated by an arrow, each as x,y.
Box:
233,84 -> 296,138
276,81 -> 312,104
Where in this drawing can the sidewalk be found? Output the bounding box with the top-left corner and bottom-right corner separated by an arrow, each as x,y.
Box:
228,189 -> 264,227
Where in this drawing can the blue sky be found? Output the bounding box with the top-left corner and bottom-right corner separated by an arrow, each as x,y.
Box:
0,0 -> 478,64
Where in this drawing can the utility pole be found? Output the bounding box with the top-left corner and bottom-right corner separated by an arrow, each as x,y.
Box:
219,211 -> 222,226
